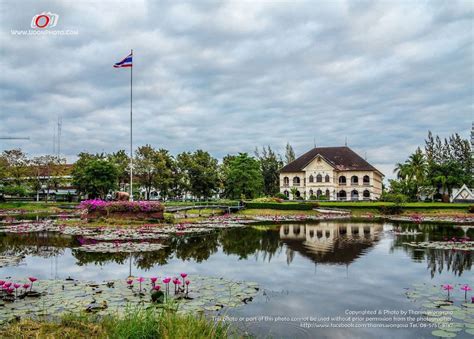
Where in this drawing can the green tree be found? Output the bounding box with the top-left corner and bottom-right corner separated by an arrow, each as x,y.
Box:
222,153 -> 263,199
255,146 -> 283,196
72,153 -> 116,199
428,161 -> 467,202
134,145 -> 159,200
178,150 -> 218,200
285,142 -> 296,165
108,150 -> 130,191
2,149 -> 29,186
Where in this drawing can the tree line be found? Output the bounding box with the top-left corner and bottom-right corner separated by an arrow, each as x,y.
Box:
388,131 -> 472,201
0,143 -> 298,201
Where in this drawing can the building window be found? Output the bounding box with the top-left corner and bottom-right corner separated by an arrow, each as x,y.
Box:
317,189 -> 322,197
339,176 -> 346,185
338,190 -> 347,200
293,177 -> 300,186
325,174 -> 330,182
295,190 -> 301,198
325,189 -> 330,198
309,175 -> 314,183
363,190 -> 370,200
363,175 -> 370,185
283,177 -> 289,186
351,190 -> 359,200
351,176 -> 358,185
284,190 -> 289,197
316,174 -> 322,182
309,189 -> 314,197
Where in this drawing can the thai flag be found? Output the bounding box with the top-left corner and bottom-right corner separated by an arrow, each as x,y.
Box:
113,53 -> 133,68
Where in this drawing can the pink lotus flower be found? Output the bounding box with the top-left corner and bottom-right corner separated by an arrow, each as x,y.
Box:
13,283 -> 21,289
461,284 -> 472,300
0,280 -> 4,286
153,285 -> 161,291
180,273 -> 187,285
137,277 -> 145,283
150,277 -> 158,284
23,283 -> 30,290
443,284 -> 453,300
185,280 -> 190,294
185,280 -> 190,286
4,282 -> 12,288
163,277 -> 171,284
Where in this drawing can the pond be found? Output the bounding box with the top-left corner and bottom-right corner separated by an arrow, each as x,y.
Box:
0,221 -> 473,338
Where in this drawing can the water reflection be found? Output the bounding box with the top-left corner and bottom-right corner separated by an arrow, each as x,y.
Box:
280,222 -> 382,265
0,222 -> 472,277
390,223 -> 473,277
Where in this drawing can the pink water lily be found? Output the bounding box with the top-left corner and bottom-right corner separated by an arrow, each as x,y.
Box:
461,284 -> 472,300
13,283 -> 21,289
443,284 -> 453,300
22,283 -> 30,290
153,285 -> 161,291
185,280 -> 190,294
137,277 -> 145,292
0,280 -> 4,286
4,282 -> 12,288
180,273 -> 187,285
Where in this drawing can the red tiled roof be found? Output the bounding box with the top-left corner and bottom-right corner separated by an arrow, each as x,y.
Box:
280,146 -> 382,174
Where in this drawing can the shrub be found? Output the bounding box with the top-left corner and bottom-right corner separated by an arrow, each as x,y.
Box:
79,200 -> 164,213
252,197 -> 283,203
380,193 -> 408,204
309,195 -> 317,200
317,195 -> 328,201
245,202 -> 316,210
378,205 -> 403,215
274,193 -> 288,200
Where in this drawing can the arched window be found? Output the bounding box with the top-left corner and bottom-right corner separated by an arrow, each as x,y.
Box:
325,174 -> 330,182
338,190 -> 347,200
283,177 -> 289,186
325,189 -> 330,198
309,189 -> 314,196
351,190 -> 359,200
351,176 -> 358,185
317,189 -> 322,197
339,176 -> 346,185
295,190 -> 301,198
363,190 -> 370,200
363,175 -> 370,185
309,175 -> 314,183
284,190 -> 289,197
293,177 -> 300,186
316,174 -> 322,182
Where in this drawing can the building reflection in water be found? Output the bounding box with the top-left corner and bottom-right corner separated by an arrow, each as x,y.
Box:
279,222 -> 382,265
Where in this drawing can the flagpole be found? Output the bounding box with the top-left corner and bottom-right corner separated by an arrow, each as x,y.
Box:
130,49 -> 133,201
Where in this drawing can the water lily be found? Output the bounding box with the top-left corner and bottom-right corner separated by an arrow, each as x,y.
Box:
28,277 -> 37,291
4,282 -> 12,288
126,279 -> 134,288
150,277 -> 158,287
185,280 -> 190,294
0,280 -> 4,286
22,283 -> 30,291
13,283 -> 20,297
461,284 -> 472,300
163,277 -> 171,296
443,284 -> 453,300
180,273 -> 187,285
153,285 -> 161,291
137,277 -> 145,292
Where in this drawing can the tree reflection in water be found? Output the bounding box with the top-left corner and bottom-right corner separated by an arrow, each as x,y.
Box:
0,222 -> 472,276
391,223 -> 473,277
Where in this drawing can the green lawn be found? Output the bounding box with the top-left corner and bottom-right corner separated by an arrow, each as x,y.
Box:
0,202 -> 77,211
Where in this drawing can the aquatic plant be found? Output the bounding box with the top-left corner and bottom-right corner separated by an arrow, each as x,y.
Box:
79,200 -> 164,213
442,284 -> 453,300
28,277 -> 37,291
185,280 -> 190,295
461,284 -> 472,301
150,277 -> 158,287
137,277 -> 145,293
180,273 -> 187,285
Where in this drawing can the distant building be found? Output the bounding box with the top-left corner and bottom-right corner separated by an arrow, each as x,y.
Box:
279,146 -> 383,201
450,184 -> 474,203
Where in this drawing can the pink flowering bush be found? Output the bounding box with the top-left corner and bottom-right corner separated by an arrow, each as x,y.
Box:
79,199 -> 164,213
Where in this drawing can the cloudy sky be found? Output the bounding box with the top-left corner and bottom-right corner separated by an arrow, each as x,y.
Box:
1,0 -> 472,179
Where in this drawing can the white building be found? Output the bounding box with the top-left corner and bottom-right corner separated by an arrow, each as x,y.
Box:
279,146 -> 384,201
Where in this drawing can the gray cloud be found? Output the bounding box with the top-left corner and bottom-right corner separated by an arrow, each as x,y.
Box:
0,0 -> 472,180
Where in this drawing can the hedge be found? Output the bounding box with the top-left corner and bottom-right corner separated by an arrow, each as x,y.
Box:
244,202 -> 317,210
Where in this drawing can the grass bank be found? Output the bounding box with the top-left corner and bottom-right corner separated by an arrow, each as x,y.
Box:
0,306 -> 232,339
0,202 -> 77,212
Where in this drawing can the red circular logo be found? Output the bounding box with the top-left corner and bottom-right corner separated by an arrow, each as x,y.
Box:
35,15 -> 50,28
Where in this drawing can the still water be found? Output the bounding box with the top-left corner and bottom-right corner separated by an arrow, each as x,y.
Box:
1,221 -> 473,338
